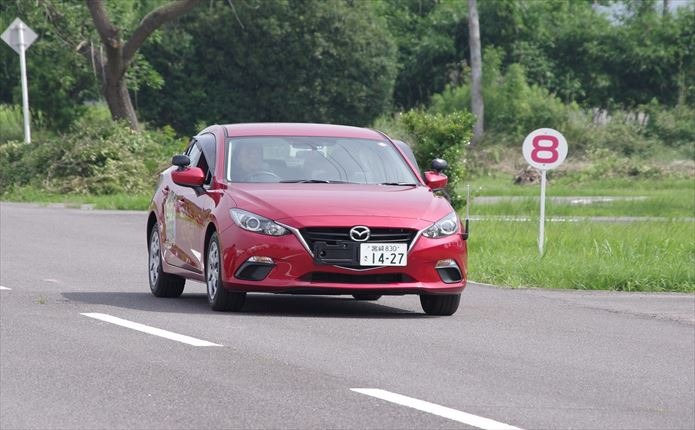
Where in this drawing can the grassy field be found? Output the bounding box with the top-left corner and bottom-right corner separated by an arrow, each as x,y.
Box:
464,177 -> 694,292
466,177 -> 694,218
468,176 -> 694,196
467,220 -> 694,292
0,187 -> 151,210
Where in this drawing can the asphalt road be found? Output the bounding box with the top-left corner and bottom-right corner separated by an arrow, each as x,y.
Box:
1,202 -> 694,429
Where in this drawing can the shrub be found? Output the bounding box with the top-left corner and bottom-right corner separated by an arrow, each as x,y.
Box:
0,105 -> 23,143
584,148 -> 663,179
431,49 -> 577,147
645,103 -> 695,158
569,117 -> 657,157
400,110 -> 474,209
0,117 -> 186,196
427,50 -> 692,160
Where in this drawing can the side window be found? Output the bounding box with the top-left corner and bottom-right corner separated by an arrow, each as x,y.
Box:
186,141 -> 203,167
196,134 -> 216,186
184,140 -> 211,184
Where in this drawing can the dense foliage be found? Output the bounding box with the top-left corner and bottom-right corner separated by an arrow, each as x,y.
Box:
137,0 -> 397,134
399,111 -> 474,209
0,0 -> 693,198
0,2 -> 97,129
2,1 -> 693,130
0,106 -> 185,195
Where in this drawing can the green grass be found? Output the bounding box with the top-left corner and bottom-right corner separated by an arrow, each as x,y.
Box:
467,219 -> 695,292
465,177 -> 695,218
463,176 -> 694,292
467,176 -> 694,197
1,186 -> 151,210
473,195 -> 694,218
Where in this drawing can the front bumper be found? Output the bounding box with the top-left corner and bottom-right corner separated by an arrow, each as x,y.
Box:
218,224 -> 467,295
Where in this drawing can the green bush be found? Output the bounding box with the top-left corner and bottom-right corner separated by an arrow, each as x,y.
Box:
582,148 -> 663,179
427,50 -> 693,159
645,103 -> 695,158
1,116 -> 186,196
568,116 -> 657,157
0,105 -> 23,143
400,110 -> 474,209
431,49 -> 577,147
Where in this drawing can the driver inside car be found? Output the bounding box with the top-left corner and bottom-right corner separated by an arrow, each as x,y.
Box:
230,142 -> 274,182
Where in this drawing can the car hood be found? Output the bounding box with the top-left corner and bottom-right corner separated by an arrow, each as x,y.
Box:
228,184 -> 452,225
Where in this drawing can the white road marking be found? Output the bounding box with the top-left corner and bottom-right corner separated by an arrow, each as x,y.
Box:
81,313 -> 222,347
0,286 -> 11,290
351,388 -> 523,430
42,278 -> 61,284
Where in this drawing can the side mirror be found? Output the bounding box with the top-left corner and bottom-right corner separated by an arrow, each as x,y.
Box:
424,158 -> 449,190
424,171 -> 448,190
172,166 -> 205,188
431,158 -> 448,173
172,154 -> 190,169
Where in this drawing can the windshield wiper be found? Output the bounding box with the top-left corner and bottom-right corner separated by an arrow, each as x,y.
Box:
279,179 -> 351,184
378,182 -> 418,186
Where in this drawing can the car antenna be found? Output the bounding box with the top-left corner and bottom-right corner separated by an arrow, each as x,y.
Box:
462,184 -> 470,240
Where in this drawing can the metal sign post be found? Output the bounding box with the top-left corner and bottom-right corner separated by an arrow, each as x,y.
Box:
2,18 -> 38,143
522,128 -> 568,256
538,170 -> 547,255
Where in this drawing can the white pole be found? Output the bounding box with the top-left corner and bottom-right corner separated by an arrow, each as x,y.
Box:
538,169 -> 546,256
18,22 -> 31,143
466,184 -> 470,220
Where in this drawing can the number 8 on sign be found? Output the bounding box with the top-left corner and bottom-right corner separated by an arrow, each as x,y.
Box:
522,128 -> 567,170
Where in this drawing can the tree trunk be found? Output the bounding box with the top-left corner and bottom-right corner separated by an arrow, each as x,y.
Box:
86,0 -> 203,130
468,0 -> 484,146
104,78 -> 139,130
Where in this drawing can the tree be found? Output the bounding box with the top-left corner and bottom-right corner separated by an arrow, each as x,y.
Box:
138,0 -> 398,134
84,0 -> 202,130
0,2 -> 100,129
375,0 -> 467,110
467,0 -> 483,145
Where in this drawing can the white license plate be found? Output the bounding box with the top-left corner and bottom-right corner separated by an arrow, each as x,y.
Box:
359,243 -> 408,266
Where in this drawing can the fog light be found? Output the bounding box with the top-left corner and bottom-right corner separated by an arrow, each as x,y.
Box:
235,256 -> 275,281
435,259 -> 462,283
435,259 -> 458,269
248,256 -> 274,264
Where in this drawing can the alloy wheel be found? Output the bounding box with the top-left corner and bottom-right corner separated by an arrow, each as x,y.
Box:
149,229 -> 160,286
207,240 -> 219,300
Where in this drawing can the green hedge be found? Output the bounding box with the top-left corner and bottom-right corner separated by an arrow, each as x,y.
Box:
0,114 -> 186,196
400,111 -> 473,209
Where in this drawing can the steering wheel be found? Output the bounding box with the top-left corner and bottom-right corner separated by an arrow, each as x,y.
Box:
245,171 -> 281,182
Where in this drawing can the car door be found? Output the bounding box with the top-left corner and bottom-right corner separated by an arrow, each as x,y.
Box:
169,134 -> 217,274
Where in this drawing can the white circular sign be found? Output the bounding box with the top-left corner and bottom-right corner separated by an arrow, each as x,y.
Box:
522,128 -> 568,170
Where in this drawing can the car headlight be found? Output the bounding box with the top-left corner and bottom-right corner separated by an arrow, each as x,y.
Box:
230,209 -> 289,236
422,211 -> 459,238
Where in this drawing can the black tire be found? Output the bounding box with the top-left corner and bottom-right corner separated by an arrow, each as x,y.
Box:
148,227 -> 185,298
206,232 -> 246,312
352,294 -> 382,301
420,294 -> 461,316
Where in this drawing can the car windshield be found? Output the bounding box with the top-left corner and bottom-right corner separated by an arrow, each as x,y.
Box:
226,136 -> 419,184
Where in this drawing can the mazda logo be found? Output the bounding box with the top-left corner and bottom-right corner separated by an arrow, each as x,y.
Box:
349,226 -> 370,242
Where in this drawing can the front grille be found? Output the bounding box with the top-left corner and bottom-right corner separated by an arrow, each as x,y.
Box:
300,227 -> 417,249
302,272 -> 413,284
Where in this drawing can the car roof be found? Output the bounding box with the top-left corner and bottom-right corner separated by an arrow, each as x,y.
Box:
222,123 -> 386,140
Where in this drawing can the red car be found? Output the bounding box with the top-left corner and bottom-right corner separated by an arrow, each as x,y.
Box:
147,123 -> 468,315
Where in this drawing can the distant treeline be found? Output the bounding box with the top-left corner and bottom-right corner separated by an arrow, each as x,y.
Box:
0,0 -> 693,135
